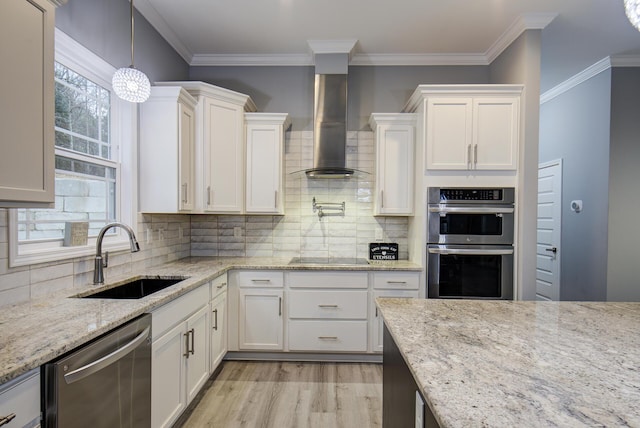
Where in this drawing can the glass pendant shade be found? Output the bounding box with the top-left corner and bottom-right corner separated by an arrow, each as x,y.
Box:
112,66 -> 151,103
625,0 -> 640,30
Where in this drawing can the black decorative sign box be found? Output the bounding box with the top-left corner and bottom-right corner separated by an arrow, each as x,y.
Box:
369,243 -> 398,261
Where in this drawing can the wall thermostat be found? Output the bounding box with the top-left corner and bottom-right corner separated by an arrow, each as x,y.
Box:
570,200 -> 583,213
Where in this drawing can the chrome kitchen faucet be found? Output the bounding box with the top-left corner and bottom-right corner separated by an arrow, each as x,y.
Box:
93,222 -> 140,284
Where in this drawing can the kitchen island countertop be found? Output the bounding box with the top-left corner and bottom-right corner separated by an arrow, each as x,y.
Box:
0,256 -> 420,384
376,298 -> 640,427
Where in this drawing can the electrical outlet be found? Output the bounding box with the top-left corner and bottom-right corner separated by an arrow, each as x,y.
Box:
375,227 -> 384,241
234,226 -> 242,238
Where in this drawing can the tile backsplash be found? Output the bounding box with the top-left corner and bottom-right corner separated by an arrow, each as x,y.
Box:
0,129 -> 409,306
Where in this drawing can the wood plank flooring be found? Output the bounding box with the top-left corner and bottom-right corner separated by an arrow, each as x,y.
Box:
178,361 -> 382,428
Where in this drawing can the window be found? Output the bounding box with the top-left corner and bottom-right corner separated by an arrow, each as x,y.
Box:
9,30 -> 136,267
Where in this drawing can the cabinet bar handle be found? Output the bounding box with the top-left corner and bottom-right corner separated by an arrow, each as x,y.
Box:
386,281 -> 407,284
213,309 -> 218,331
183,331 -> 190,358
217,282 -> 227,289
0,414 -> 16,426
182,183 -> 188,203
318,304 -> 338,308
189,328 -> 195,355
206,186 -> 211,205
380,190 -> 384,208
467,144 -> 472,168
318,336 -> 338,340
274,190 -> 278,209
279,297 -> 282,316
474,144 -> 478,165
251,279 -> 272,283
375,307 -> 378,317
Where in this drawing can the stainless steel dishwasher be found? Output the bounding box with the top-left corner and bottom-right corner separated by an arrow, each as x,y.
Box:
43,314 -> 151,427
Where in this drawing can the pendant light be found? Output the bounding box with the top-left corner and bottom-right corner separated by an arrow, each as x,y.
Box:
112,0 -> 151,103
625,0 -> 640,31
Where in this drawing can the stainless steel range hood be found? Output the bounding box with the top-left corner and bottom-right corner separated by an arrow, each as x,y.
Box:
294,40 -> 366,179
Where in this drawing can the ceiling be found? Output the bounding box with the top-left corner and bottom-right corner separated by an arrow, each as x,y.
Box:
135,0 -> 640,93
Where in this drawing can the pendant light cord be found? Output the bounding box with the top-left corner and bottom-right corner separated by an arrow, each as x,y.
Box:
130,0 -> 135,68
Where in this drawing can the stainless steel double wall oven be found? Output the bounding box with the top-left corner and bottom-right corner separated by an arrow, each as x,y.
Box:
427,187 -> 515,299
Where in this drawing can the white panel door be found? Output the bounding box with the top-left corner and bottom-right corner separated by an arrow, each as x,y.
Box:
210,291 -> 227,371
151,323 -> 186,428
179,102 -> 196,211
425,98 -> 472,170
536,160 -> 562,300
185,305 -> 210,404
377,125 -> 414,215
238,288 -> 283,350
204,98 -> 244,213
246,125 -> 281,213
473,97 -> 519,170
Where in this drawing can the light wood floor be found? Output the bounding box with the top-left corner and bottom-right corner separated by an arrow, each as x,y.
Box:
178,361 -> 382,428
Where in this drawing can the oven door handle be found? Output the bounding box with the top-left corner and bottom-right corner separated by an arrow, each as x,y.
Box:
63,326 -> 151,385
429,206 -> 514,215
428,247 -> 514,255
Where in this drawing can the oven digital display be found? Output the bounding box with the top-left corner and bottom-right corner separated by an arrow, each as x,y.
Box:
440,189 -> 503,201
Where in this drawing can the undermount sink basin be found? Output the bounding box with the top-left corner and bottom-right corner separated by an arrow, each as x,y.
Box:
79,276 -> 188,299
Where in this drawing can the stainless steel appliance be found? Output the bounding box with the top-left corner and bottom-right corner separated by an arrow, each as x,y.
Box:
43,314 -> 151,428
427,187 -> 515,300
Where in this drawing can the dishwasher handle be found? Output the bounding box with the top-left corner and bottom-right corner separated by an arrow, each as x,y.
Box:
63,326 -> 151,385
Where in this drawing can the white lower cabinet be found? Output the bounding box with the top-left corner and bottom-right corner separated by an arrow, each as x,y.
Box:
210,274 -> 228,372
238,288 -> 284,350
371,272 -> 420,353
289,320 -> 368,352
151,284 -> 210,428
0,369 -> 40,428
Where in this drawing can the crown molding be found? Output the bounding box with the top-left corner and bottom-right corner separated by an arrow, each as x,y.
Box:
350,53 -> 488,66
133,0 -> 194,64
486,12 -> 557,63
610,54 -> 640,67
540,57 -> 612,104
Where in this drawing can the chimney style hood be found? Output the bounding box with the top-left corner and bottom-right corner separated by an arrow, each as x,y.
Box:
295,40 -> 367,179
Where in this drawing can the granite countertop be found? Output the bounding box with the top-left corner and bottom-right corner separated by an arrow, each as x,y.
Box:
376,298 -> 640,427
0,256 -> 420,384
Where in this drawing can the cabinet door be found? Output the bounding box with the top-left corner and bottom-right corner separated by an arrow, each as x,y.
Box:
203,97 -> 244,213
245,122 -> 283,214
473,97 -> 519,170
372,290 -> 419,353
238,288 -> 283,350
425,98 -> 473,170
375,123 -> 414,215
210,291 -> 227,372
0,0 -> 55,207
152,323 -> 186,428
179,101 -> 196,211
185,305 -> 210,404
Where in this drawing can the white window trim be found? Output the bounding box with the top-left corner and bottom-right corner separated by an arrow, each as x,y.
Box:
9,29 -> 138,268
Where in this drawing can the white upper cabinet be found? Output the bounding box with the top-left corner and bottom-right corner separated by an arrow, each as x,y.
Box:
0,0 -> 56,207
405,85 -> 522,172
174,82 -> 256,214
140,87 -> 197,213
369,113 -> 416,216
245,113 -> 290,214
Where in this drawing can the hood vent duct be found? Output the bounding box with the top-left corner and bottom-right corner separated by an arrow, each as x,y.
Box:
293,40 -> 366,179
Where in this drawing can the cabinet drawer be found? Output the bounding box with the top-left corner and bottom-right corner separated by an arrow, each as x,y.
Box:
288,320 -> 368,352
236,270 -> 283,288
211,273 -> 228,297
372,272 -> 419,290
287,271 -> 367,289
288,290 -> 367,319
0,369 -> 40,428
152,283 -> 209,340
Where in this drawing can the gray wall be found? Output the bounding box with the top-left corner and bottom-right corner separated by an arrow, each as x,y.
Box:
607,67 -> 640,301
489,30 -> 542,300
189,65 -> 490,130
539,69 -> 611,301
56,0 -> 189,83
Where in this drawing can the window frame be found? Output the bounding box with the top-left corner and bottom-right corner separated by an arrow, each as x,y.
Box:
9,29 -> 138,268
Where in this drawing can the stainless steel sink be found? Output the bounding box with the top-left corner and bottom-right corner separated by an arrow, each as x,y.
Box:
78,276 -> 188,299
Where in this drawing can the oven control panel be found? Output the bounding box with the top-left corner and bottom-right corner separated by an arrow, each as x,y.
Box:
440,188 -> 502,201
